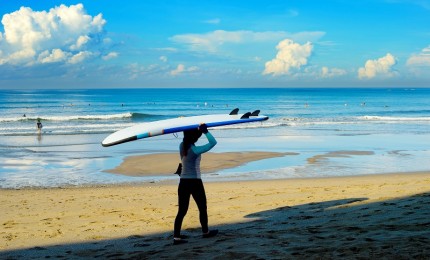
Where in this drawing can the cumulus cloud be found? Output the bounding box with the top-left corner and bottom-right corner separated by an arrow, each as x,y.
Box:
102,52 -> 119,61
263,39 -> 313,76
170,30 -> 324,52
407,46 -> 430,66
38,49 -> 69,63
68,51 -> 92,64
170,64 -> 185,76
0,3 -> 115,66
70,35 -> 91,51
358,53 -> 397,79
321,66 -> 347,78
170,64 -> 198,76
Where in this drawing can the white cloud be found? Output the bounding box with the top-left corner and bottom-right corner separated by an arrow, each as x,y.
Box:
4,49 -> 36,65
170,30 -> 324,52
160,56 -> 168,62
170,64 -> 198,76
358,53 -> 397,79
70,35 -> 90,51
321,66 -> 347,78
68,51 -> 92,64
0,4 -> 109,66
128,63 -> 145,80
128,63 -> 165,80
38,49 -> 69,63
127,63 -> 198,80
102,52 -> 119,60
263,39 -> 313,76
170,64 -> 185,76
407,46 -> 430,66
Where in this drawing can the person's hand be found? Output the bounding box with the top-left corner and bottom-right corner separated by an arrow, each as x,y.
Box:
199,123 -> 208,134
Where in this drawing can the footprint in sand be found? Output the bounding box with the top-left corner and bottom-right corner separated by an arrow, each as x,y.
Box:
2,220 -> 17,229
44,229 -> 63,238
4,233 -> 18,241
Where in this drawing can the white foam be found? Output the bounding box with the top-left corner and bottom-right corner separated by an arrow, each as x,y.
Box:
361,116 -> 430,122
0,112 -> 133,122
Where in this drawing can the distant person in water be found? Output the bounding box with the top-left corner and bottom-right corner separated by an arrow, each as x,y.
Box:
36,119 -> 43,132
173,123 -> 218,245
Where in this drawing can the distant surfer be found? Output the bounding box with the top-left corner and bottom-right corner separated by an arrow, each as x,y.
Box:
36,118 -> 43,132
173,123 -> 218,245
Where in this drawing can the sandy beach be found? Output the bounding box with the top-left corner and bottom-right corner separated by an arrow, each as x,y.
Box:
1,168 -> 430,258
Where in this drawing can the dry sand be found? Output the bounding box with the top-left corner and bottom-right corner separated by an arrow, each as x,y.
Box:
1,171 -> 430,259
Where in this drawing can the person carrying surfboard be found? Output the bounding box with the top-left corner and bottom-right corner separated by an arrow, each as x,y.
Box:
173,123 -> 219,245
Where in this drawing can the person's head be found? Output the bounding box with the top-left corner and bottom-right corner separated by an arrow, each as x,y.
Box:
183,128 -> 202,145
182,128 -> 202,156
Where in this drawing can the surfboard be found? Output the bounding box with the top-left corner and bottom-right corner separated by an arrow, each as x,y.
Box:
101,108 -> 268,147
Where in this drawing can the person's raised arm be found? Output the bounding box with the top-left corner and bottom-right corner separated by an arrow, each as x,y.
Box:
191,125 -> 217,155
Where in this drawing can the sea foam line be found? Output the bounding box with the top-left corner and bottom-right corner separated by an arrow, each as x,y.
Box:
0,113 -> 133,122
361,116 -> 430,122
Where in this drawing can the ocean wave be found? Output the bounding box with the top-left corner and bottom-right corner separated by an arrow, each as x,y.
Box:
0,123 -> 135,136
219,116 -> 430,130
361,116 -> 430,122
1,115 -> 430,136
0,112 -> 162,122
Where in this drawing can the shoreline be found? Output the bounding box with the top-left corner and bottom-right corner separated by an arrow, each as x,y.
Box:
2,170 -> 430,191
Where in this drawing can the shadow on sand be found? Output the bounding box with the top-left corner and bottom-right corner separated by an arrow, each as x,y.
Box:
1,193 -> 429,259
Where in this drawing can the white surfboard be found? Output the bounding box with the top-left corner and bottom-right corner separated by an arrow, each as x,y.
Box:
102,108 -> 268,147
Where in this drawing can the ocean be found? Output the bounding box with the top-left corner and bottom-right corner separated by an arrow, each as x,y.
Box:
1,88 -> 429,188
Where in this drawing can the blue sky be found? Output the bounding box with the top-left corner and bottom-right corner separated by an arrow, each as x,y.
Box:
0,0 -> 429,88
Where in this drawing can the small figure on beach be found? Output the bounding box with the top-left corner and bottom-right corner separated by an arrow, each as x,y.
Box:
36,118 -> 43,132
173,123 -> 218,245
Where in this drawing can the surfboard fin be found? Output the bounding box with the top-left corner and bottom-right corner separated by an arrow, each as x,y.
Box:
251,110 -> 260,116
241,112 -> 251,119
229,108 -> 239,115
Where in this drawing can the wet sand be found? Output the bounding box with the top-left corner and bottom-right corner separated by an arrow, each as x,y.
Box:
106,151 -> 294,176
1,172 -> 430,259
